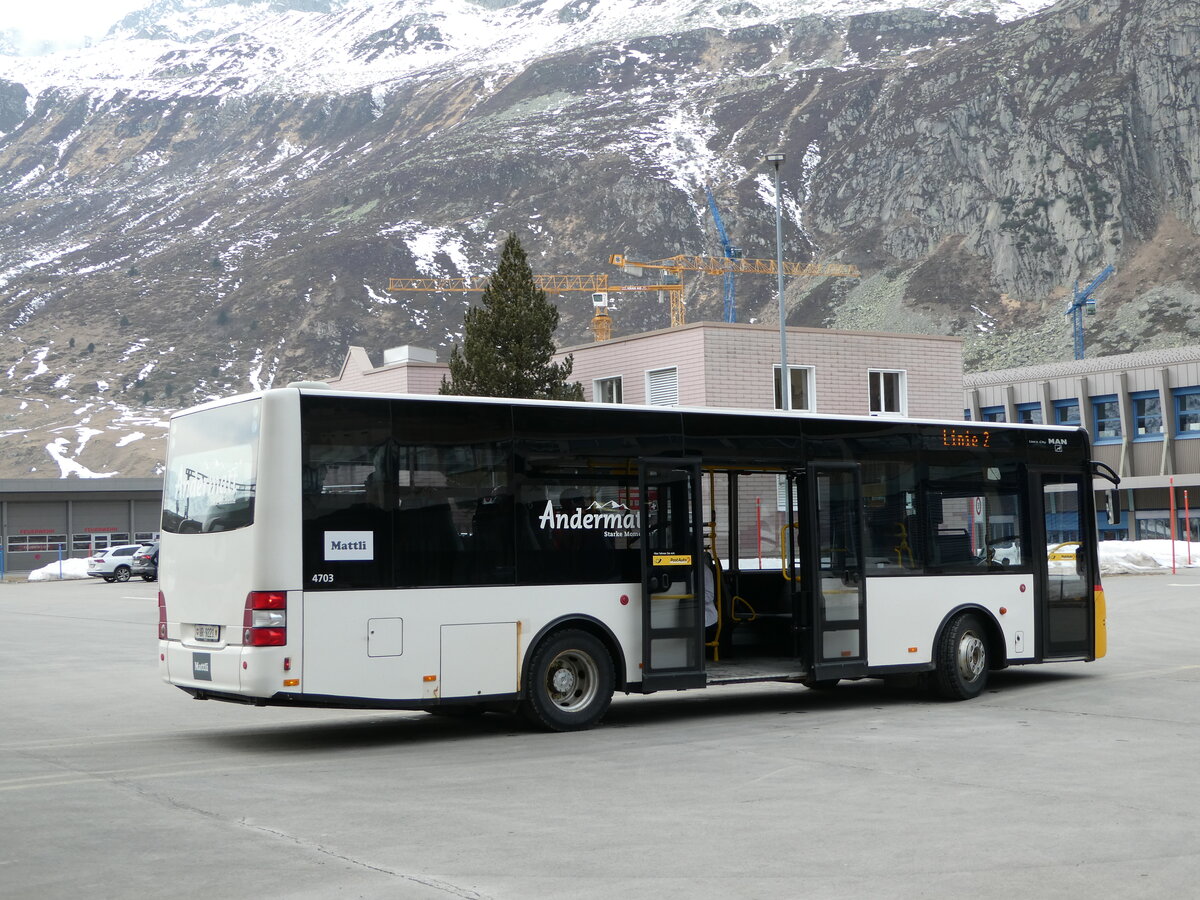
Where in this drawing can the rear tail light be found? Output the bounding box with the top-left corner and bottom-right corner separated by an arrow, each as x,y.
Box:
244,591 -> 287,646
158,591 -> 167,640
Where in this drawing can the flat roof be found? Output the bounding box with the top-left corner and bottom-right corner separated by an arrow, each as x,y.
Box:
558,320 -> 964,353
966,345 -> 1200,386
0,478 -> 163,496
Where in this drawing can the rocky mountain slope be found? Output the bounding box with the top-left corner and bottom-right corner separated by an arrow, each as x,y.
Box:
0,0 -> 1198,478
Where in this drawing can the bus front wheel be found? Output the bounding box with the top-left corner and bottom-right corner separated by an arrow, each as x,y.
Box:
521,629 -> 614,732
934,612 -> 989,700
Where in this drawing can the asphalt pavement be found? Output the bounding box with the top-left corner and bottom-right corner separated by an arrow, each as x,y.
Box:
1,572 -> 1197,899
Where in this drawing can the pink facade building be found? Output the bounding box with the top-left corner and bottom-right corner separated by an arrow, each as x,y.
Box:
329,322 -> 964,420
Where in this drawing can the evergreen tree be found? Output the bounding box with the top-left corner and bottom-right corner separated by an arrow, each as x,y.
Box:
441,234 -> 584,400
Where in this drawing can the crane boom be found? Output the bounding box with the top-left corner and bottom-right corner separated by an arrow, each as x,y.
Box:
705,187 -> 740,323
388,274 -> 683,341
389,274 -> 617,293
610,253 -> 860,278
1064,264 -> 1115,360
389,273 -> 682,295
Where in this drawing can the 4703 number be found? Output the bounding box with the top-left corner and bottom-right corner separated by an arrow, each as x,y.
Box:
311,573 -> 334,583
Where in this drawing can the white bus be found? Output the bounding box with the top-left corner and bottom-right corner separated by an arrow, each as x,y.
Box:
158,387 -> 1117,731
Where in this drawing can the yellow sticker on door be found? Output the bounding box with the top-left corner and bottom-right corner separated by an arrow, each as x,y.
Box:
653,554 -> 693,567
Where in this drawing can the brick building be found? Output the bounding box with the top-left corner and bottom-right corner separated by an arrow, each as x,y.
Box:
330,322 -> 965,420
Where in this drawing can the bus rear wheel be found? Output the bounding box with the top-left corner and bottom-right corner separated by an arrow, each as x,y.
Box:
521,629 -> 614,732
934,612 -> 989,700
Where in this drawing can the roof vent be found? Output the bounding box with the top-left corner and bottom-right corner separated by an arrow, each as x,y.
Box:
383,346 -> 437,365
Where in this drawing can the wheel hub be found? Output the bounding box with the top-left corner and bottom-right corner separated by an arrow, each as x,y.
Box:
551,666 -> 577,695
958,632 -> 986,681
545,650 -> 598,711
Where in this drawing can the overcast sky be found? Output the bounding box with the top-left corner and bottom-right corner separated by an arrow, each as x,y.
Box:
5,1 -> 146,50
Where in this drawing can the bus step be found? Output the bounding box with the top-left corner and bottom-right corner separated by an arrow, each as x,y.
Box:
705,658 -> 808,685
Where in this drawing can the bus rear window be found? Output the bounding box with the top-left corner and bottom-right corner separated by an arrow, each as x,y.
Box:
162,400 -> 260,534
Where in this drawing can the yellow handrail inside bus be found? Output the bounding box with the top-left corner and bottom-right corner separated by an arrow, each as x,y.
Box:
780,524 -> 796,580
894,521 -> 915,568
701,471 -> 757,661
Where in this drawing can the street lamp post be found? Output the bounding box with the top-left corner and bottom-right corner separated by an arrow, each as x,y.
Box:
766,152 -> 789,411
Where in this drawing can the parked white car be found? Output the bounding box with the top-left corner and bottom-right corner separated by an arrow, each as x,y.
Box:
86,544 -> 149,583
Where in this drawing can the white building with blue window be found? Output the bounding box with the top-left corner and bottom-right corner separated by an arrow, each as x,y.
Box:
965,347 -> 1200,541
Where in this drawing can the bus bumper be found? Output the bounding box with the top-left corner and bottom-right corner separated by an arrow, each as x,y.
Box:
161,639 -> 294,698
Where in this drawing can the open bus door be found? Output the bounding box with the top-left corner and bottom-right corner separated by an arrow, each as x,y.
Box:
804,463 -> 868,681
1034,470 -> 1097,659
638,458 -> 706,691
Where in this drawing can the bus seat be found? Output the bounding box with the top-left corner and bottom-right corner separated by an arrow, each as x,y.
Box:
934,529 -> 972,566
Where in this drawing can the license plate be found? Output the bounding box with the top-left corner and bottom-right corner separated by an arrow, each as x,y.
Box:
194,624 -> 220,642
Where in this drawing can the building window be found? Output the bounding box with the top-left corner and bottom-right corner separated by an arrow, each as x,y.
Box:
963,409 -> 972,421
1091,395 -> 1121,443
868,370 -> 906,416
1131,391 -> 1162,440
1174,387 -> 1200,437
773,365 -> 814,412
593,376 -> 623,404
1053,399 -> 1080,426
1016,403 -> 1043,424
980,406 -> 1006,423
646,367 -> 679,407
6,534 -> 67,553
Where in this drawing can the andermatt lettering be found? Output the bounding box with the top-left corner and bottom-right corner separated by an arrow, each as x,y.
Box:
538,500 -> 638,535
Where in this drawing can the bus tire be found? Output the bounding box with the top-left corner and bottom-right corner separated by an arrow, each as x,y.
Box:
113,566 -> 131,583
520,629 -> 614,732
934,612 -> 989,700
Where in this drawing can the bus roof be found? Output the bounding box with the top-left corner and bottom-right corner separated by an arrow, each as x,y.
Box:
170,384 -> 1086,438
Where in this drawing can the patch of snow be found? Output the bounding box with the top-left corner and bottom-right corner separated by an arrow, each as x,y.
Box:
45,437 -> 118,478
1098,540 -> 1200,575
28,558 -> 90,581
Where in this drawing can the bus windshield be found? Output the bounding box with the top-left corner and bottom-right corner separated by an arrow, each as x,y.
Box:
162,399 -> 260,534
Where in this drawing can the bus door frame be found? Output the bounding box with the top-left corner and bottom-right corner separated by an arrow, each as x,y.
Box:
1030,467 -> 1097,660
638,457 -> 707,691
801,461 -> 869,681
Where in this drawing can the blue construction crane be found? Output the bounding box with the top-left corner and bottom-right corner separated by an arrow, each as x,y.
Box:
705,187 -> 742,323
1065,264 -> 1114,360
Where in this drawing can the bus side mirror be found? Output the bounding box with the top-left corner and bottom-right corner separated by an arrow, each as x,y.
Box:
1105,489 -> 1120,527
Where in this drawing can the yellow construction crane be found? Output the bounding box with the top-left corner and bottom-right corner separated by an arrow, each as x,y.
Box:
608,253 -> 862,326
387,274 -> 682,342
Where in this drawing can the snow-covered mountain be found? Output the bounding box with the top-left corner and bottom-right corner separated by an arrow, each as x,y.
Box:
0,0 -> 1198,478
8,1 -> 1057,98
